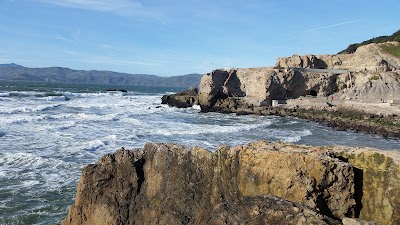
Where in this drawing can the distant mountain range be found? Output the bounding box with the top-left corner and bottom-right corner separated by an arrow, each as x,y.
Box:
0,64 -> 202,88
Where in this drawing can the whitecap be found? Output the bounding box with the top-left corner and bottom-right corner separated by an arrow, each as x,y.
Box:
21,180 -> 40,188
280,129 -> 312,143
45,95 -> 70,101
0,92 -> 10,97
192,104 -> 201,110
9,104 -> 61,114
83,135 -> 117,152
147,120 -> 273,136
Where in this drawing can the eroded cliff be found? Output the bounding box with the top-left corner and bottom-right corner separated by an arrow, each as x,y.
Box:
195,42 -> 400,112
62,141 -> 400,225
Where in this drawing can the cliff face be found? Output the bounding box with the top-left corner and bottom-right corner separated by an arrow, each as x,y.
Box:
198,68 -> 337,111
62,141 -> 400,225
275,42 -> 400,100
196,42 -> 400,111
276,43 -> 400,73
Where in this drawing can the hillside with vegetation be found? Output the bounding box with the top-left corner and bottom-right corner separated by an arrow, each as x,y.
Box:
0,64 -> 202,88
339,30 -> 400,55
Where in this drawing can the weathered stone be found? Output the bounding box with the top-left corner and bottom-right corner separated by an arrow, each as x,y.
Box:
161,87 -> 198,108
198,67 -> 338,111
332,147 -> 400,225
342,218 -> 377,225
62,141 -> 361,225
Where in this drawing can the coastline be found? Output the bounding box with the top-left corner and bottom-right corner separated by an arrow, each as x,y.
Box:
162,93 -> 400,139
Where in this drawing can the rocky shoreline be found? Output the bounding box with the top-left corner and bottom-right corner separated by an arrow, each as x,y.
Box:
161,90 -> 400,139
62,141 -> 400,225
61,42 -> 400,224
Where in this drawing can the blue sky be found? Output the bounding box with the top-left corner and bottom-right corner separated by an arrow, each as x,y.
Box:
0,0 -> 399,76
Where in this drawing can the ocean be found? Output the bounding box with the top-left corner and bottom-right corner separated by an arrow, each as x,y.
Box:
0,81 -> 399,225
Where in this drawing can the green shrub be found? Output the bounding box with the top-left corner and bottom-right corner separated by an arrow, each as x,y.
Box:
370,75 -> 380,80
381,44 -> 400,58
339,29 -> 400,54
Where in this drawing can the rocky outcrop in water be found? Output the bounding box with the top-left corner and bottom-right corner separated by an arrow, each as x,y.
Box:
62,141 -> 400,225
161,87 -> 199,108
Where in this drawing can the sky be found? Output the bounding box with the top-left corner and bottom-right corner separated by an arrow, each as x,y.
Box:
0,0 -> 399,76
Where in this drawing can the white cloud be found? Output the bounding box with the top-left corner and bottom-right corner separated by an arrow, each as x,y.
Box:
38,0 -> 143,13
306,20 -> 360,32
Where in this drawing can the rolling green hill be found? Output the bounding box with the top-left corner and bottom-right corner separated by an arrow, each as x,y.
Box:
339,30 -> 400,54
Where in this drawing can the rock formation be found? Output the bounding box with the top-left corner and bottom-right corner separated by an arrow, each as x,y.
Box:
194,42 -> 400,111
62,141 -> 400,225
276,42 -> 400,100
198,68 -> 337,111
161,87 -> 199,108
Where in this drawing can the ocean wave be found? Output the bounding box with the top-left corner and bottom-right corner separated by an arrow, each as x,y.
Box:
0,152 -> 52,168
147,120 -> 273,136
192,104 -> 201,110
83,135 -> 117,152
9,104 -> 61,114
280,129 -> 312,143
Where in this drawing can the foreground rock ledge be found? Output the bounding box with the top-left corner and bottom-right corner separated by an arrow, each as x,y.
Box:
62,141 -> 400,225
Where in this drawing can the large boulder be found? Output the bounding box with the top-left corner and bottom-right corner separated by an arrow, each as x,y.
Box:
61,141 -> 378,225
161,87 -> 198,108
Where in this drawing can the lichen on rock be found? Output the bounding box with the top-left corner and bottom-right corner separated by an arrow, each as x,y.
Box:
61,141 -> 400,225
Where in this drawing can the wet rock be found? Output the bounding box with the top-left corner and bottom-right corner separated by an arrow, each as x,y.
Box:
161,87 -> 198,108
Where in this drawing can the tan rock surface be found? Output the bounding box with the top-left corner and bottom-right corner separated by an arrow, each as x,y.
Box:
332,147 -> 400,225
62,141 -> 363,225
62,141 -> 400,225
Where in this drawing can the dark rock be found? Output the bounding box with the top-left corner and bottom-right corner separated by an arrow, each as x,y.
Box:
161,87 -> 199,108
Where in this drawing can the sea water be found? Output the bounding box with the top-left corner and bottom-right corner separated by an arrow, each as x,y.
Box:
0,81 -> 399,225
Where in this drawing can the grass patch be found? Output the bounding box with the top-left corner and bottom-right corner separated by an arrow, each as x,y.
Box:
370,75 -> 380,80
381,44 -> 400,58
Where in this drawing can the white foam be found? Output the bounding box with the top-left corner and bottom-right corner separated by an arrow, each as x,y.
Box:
192,104 -> 201,110
21,180 -> 40,188
281,129 -> 312,143
147,120 -> 273,136
45,95 -> 69,101
83,135 -> 117,152
9,104 -> 61,114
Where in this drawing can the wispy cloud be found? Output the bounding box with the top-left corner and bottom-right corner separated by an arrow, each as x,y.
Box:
61,50 -> 162,67
306,20 -> 360,32
89,56 -> 161,67
37,0 -> 143,13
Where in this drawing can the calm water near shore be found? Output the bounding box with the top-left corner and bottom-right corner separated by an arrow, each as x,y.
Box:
0,81 -> 399,225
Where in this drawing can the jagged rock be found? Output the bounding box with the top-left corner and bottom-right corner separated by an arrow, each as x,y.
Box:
332,147 -> 400,225
342,218 -> 377,225
62,141 -> 365,225
198,68 -> 337,111
276,43 -> 400,73
161,87 -> 198,108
